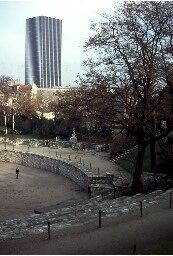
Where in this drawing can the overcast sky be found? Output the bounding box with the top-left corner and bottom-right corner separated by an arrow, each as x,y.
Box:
0,0 -> 116,86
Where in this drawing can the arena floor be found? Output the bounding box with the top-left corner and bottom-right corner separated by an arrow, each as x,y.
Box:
0,162 -> 88,221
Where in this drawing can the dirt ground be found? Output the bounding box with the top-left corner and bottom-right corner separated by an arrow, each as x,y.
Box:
0,162 -> 88,221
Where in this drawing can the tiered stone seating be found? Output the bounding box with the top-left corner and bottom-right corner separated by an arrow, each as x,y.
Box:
0,188 -> 173,240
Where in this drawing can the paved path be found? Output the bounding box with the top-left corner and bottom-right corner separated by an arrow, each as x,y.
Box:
0,143 -> 131,181
0,206 -> 173,254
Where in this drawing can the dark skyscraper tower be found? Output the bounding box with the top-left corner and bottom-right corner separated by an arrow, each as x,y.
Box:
25,16 -> 62,88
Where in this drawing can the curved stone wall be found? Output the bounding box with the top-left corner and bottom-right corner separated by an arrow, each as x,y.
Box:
0,150 -> 89,190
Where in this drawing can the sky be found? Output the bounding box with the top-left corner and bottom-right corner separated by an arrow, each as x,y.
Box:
0,0 -> 116,86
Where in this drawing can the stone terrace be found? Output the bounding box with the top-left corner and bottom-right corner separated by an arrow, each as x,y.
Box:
0,188 -> 172,240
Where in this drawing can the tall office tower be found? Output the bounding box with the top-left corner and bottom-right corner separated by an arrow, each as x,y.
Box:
25,16 -> 62,88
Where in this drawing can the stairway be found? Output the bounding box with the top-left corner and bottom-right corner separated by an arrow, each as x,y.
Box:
0,188 -> 172,240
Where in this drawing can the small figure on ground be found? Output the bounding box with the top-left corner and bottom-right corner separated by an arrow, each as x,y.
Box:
16,167 -> 19,179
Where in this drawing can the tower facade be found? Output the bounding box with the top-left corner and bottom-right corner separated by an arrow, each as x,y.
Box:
25,16 -> 62,88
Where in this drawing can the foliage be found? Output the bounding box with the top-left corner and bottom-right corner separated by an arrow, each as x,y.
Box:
110,135 -> 136,157
50,88 -> 112,139
79,1 -> 173,192
157,134 -> 173,174
80,2 -> 173,133
0,75 -> 13,85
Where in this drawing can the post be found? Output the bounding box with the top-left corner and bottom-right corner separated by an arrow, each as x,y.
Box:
80,157 -> 82,164
82,160 -> 84,166
140,201 -> 143,217
11,99 -> 15,140
47,221 -> 51,240
88,185 -> 91,199
113,187 -> 116,199
12,112 -> 15,135
90,162 -> 92,169
133,244 -> 137,254
69,154 -> 71,160
98,167 -> 100,176
99,210 -> 102,228
4,110 -> 7,135
56,151 -> 58,157
170,191 -> 172,208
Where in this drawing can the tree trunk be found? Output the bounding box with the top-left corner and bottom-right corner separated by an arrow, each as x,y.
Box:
132,142 -> 146,193
150,135 -> 156,172
150,113 -> 157,172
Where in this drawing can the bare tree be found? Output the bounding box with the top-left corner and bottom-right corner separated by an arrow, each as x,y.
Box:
79,2 -> 173,192
0,75 -> 13,85
0,78 -> 39,135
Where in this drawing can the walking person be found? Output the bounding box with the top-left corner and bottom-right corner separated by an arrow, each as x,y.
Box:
16,167 -> 19,179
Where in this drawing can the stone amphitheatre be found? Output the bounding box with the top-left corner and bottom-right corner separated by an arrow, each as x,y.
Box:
0,139 -> 173,254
